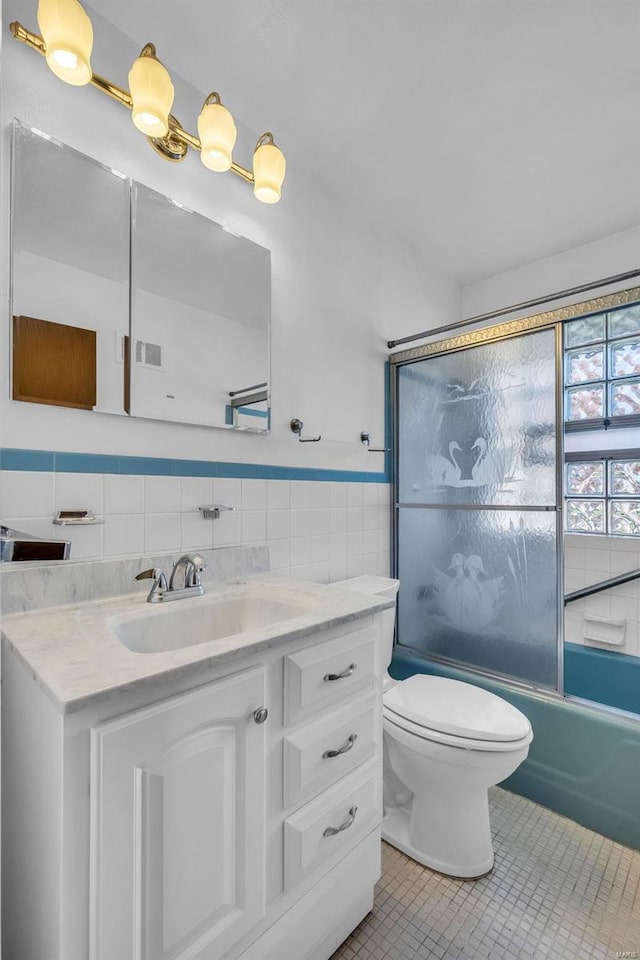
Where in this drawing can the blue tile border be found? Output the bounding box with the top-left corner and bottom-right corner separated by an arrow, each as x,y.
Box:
0,448 -> 389,483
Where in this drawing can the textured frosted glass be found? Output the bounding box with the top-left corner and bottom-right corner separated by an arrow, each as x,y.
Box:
610,340 -> 640,379
609,378 -> 640,417
566,499 -> 605,534
608,304 -> 640,340
566,384 -> 604,420
610,460 -> 640,496
564,315 -> 605,347
397,509 -> 558,687
566,346 -> 604,384
398,329 -> 556,506
610,501 -> 640,536
566,462 -> 604,496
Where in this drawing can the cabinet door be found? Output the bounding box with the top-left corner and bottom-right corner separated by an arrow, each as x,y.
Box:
90,667 -> 266,960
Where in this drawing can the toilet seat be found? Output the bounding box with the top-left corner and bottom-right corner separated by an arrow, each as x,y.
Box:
383,674 -> 532,750
383,704 -> 533,753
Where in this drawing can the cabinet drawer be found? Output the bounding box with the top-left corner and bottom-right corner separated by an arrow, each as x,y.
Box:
284,691 -> 377,808
284,624 -> 375,725
284,759 -> 381,889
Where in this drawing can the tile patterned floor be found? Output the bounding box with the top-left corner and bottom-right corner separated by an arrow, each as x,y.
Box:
332,787 -> 640,960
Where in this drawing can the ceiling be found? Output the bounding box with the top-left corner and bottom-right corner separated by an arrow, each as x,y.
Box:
87,0 -> 640,284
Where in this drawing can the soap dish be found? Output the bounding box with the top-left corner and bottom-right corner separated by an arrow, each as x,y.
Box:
583,615 -> 626,646
53,510 -> 104,526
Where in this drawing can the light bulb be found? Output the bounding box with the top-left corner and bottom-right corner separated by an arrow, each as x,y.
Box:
253,137 -> 286,204
197,95 -> 237,173
37,0 -> 93,86
128,44 -> 174,138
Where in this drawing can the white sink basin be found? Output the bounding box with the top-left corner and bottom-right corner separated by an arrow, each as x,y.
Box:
112,594 -> 308,654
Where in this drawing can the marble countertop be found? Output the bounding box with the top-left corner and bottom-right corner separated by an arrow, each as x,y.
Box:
1,576 -> 393,714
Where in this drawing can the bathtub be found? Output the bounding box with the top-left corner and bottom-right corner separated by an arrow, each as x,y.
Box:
391,648 -> 640,851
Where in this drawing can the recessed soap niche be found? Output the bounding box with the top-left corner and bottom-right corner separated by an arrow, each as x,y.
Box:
10,120 -> 271,433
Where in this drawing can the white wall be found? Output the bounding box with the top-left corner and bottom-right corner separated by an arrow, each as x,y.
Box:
461,226 -> 640,322
0,0 -> 459,474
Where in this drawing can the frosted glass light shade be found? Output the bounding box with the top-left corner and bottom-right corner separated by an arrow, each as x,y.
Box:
253,142 -> 286,204
37,0 -> 93,86
128,50 -> 174,138
198,101 -> 237,172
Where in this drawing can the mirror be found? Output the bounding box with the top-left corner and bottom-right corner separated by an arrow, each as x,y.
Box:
10,122 -> 271,432
11,121 -> 130,416
130,184 -> 270,431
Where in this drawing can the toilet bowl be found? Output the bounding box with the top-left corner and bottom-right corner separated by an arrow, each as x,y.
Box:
330,575 -> 533,879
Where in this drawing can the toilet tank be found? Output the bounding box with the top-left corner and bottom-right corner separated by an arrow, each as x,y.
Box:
330,576 -> 399,671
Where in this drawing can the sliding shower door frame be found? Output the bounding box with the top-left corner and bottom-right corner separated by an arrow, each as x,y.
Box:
390,285 -> 640,697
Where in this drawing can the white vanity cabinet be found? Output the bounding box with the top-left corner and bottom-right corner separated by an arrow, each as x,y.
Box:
91,666 -> 267,960
2,609 -> 384,960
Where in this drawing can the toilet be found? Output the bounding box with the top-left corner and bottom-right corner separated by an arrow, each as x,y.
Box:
331,575 -> 533,879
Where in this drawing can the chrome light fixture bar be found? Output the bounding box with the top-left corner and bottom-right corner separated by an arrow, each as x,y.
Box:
10,1 -> 286,203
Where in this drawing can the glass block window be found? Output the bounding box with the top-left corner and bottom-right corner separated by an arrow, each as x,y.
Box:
564,303 -> 640,425
565,458 -> 640,537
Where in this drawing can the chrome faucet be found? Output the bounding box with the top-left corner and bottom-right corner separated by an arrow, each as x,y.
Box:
135,554 -> 207,603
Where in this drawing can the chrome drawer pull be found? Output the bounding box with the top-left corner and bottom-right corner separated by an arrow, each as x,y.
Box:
323,733 -> 358,759
323,663 -> 356,682
323,805 -> 358,837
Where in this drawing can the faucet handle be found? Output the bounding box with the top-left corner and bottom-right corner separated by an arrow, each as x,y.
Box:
184,554 -> 207,587
135,567 -> 168,603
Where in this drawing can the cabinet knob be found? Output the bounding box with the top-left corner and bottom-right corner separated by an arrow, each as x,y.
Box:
253,706 -> 268,724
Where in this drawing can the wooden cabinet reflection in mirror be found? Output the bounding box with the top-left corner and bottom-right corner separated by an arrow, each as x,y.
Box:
13,315 -> 97,410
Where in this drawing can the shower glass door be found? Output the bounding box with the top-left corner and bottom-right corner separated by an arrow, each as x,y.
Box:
393,325 -> 562,690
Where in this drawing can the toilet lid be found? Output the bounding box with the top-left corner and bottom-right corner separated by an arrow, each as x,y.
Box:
383,675 -> 531,742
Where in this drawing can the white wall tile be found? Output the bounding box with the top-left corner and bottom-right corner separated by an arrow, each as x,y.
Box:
310,535 -> 331,562
347,531 -> 364,557
145,513 -> 181,553
310,508 -> 330,536
180,512 -> 214,550
376,553 -> 391,576
362,554 -> 378,575
1,471 -> 55,518
267,480 -> 290,510
212,509 -> 241,546
268,539 -> 290,571
289,564 -> 311,580
2,516 -> 59,541
104,515 -> 145,557
104,475 -> 144,515
363,484 -> 378,506
213,477 -> 241,509
145,477 -> 180,513
610,550 -> 638,574
310,481 -> 331,508
309,560 -> 330,583
330,482 -> 347,507
290,537 -> 310,565
290,509 -> 310,538
267,510 -> 290,541
290,481 -> 310,509
346,508 -> 363,532
363,528 -> 378,555
241,479 -> 267,511
346,555 -> 364,578
62,523 -> 104,560
377,485 -> 391,506
180,477 -> 214,513
330,533 -> 347,559
347,483 -> 364,507
329,558 -> 348,582
55,473 -> 103,515
363,506 -> 378,530
330,508 -> 347,534
241,510 -> 266,543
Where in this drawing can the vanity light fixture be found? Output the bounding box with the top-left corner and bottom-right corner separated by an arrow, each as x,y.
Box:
11,1 -> 286,203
